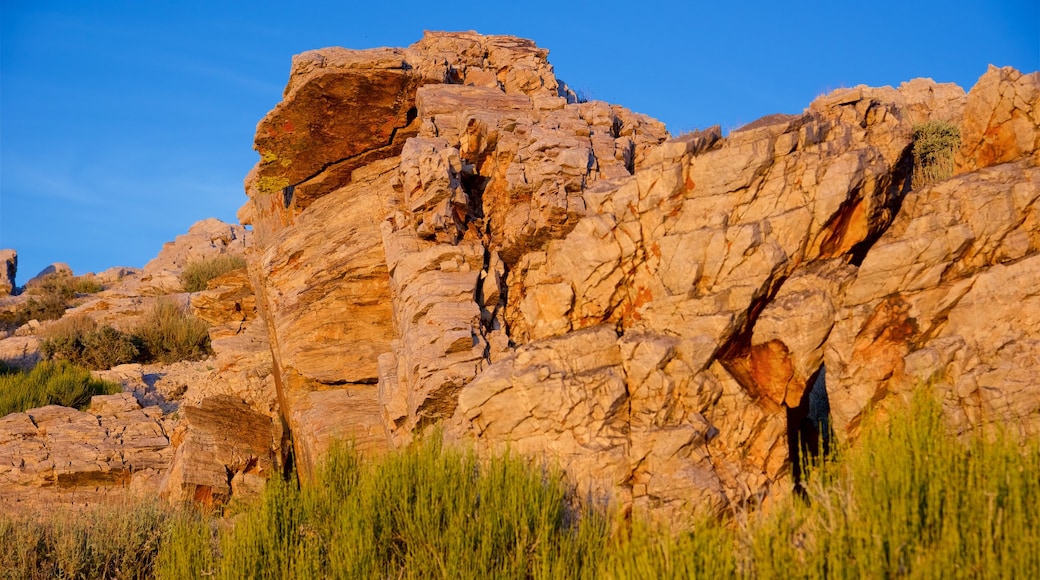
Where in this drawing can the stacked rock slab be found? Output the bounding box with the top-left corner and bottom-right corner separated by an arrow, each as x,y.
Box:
242,31 -> 1039,519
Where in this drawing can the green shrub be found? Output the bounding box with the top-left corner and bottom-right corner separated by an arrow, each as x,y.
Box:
133,300 -> 212,364
180,255 -> 247,293
37,301 -> 211,369
158,438 -> 608,580
39,315 -> 139,370
912,120 -> 961,189
0,360 -> 122,416
0,500 -> 167,579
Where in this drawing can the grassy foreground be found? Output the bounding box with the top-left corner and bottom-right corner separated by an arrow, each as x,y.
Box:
1,390 -> 1037,579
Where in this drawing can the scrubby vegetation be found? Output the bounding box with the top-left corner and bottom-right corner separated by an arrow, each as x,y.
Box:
0,272 -> 104,331
0,360 -> 122,417
38,301 -> 212,369
0,499 -> 168,580
133,299 -> 212,363
39,315 -> 139,370
912,120 -> 961,189
180,254 -> 247,293
2,389 -> 1037,579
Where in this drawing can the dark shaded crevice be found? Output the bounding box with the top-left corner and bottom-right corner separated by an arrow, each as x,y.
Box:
848,143 -> 915,267
788,365 -> 831,499
315,378 -> 380,386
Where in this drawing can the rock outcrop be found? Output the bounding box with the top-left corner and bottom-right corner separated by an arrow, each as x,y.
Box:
0,250 -> 16,297
3,33 -> 1036,524
136,218 -> 250,294
0,219 -> 280,513
0,393 -> 170,514
238,32 -> 1039,521
240,31 -> 668,477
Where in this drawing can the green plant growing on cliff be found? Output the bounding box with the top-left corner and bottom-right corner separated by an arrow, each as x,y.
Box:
911,120 -> 961,189
0,360 -> 122,416
180,254 -> 247,292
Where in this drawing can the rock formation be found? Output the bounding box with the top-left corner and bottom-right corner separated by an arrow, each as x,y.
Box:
1,32 -> 1036,524
237,32 -> 1038,521
0,250 -> 16,296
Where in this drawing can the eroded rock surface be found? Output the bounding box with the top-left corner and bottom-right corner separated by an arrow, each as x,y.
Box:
0,393 -> 170,513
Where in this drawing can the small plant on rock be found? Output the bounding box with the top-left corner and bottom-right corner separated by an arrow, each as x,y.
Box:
0,273 -> 104,330
179,255 -> 247,293
911,120 -> 961,189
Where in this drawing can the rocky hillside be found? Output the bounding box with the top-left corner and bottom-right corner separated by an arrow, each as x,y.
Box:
1,31 -> 1037,522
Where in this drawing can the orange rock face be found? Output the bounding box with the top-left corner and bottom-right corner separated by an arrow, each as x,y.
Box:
232,31 -> 1039,522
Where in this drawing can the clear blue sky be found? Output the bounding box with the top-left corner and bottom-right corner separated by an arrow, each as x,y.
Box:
2,1 -> 1037,283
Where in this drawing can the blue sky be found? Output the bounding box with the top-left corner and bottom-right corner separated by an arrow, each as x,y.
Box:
1,1 -> 1037,283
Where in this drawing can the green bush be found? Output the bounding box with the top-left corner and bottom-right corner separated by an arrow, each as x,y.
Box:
133,300 -> 212,364
39,315 -> 139,370
156,437 -> 606,580
3,389 -> 1037,579
38,301 -> 211,369
153,390 -> 1039,580
912,120 -> 961,189
0,360 -> 122,416
180,255 -> 247,293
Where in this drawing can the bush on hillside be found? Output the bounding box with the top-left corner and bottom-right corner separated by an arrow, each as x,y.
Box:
0,360 -> 122,416
3,388 -> 1037,579
25,272 -> 104,297
151,389 -> 1040,580
133,300 -> 212,364
39,315 -> 139,370
180,255 -> 247,293
912,120 -> 961,189
38,301 -> 211,370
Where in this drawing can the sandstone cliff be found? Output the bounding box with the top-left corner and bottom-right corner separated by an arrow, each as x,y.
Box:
236,31 -> 1039,520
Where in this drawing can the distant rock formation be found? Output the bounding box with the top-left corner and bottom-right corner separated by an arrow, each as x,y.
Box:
0,250 -> 15,296
0,219 -> 279,514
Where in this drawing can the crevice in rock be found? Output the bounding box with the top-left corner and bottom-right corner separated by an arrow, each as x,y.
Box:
787,364 -> 831,498
848,143 -> 915,267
